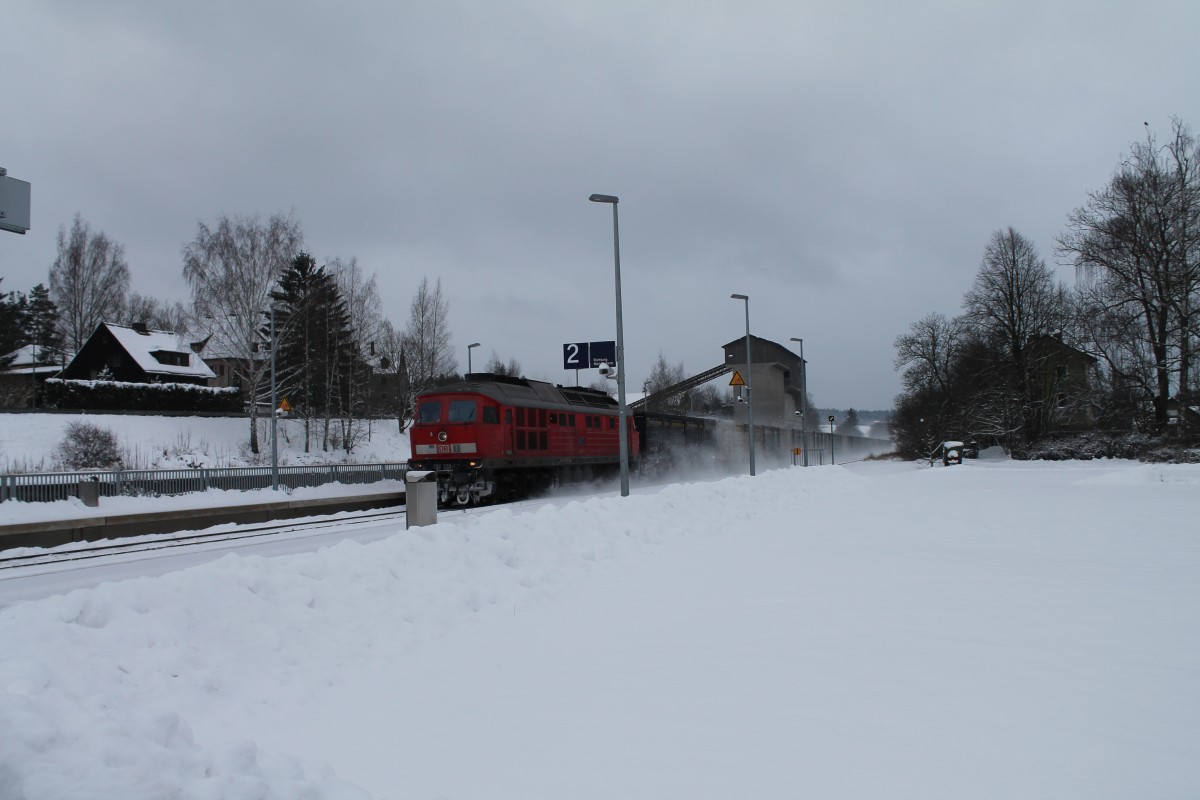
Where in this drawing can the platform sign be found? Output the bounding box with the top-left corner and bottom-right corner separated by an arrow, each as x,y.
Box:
588,340 -> 615,368
0,171 -> 32,235
562,340 -> 617,370
563,342 -> 590,370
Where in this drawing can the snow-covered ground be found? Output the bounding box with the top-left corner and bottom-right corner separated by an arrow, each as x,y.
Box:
0,413 -> 410,473
2,454 -> 1198,799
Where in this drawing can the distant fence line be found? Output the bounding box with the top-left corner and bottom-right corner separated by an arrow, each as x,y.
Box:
0,463 -> 410,504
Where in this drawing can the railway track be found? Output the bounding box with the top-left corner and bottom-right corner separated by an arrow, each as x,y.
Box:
0,508 -> 409,574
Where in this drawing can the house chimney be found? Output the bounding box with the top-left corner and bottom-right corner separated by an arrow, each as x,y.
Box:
132,321 -> 150,335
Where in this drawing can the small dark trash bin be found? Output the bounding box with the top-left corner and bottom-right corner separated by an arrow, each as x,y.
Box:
78,476 -> 101,507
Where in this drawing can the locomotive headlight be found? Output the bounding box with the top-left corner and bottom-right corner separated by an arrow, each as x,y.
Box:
437,430 -> 448,442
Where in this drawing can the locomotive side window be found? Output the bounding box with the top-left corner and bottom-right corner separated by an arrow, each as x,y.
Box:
569,414 -> 576,427
417,401 -> 442,424
517,408 -> 525,426
483,406 -> 499,424
609,417 -> 616,429
538,409 -> 547,427
505,409 -> 512,424
449,399 -> 477,423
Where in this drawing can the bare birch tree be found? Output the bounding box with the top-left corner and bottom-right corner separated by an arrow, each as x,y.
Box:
643,352 -> 690,412
182,212 -> 303,454
332,257 -> 384,451
1059,120 -> 1200,426
49,213 -> 131,353
122,292 -> 192,335
402,277 -> 455,413
893,312 -> 967,401
963,227 -> 1067,442
376,319 -> 409,429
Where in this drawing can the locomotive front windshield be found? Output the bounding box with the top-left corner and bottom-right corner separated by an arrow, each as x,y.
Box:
448,399 -> 477,423
417,401 -> 441,424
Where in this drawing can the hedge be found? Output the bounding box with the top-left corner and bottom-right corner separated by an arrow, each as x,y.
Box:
42,379 -> 243,413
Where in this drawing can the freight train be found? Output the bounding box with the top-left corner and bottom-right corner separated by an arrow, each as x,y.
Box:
407,373 -> 642,505
408,372 -> 799,506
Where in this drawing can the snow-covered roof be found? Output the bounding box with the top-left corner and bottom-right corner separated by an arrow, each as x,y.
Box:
103,323 -> 217,380
1,344 -> 63,376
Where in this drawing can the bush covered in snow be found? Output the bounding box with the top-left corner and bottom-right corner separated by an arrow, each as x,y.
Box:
1013,431 -> 1200,463
55,421 -> 124,470
43,378 -> 242,413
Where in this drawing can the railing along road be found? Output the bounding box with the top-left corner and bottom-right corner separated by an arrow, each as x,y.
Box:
0,463 -> 410,504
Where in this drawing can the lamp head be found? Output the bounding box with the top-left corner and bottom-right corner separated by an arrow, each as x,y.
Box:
589,194 -> 618,204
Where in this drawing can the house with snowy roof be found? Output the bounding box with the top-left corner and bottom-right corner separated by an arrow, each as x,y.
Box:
0,344 -> 65,407
58,322 -> 216,386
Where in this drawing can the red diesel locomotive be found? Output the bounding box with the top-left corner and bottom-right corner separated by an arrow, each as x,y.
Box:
408,373 -> 640,505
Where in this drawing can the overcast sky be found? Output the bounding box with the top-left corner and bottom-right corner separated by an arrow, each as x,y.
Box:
4,1 -> 1200,410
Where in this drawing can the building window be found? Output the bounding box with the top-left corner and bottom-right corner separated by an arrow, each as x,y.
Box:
152,350 -> 189,367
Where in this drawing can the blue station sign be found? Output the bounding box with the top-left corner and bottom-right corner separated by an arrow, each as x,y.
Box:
562,340 -> 616,370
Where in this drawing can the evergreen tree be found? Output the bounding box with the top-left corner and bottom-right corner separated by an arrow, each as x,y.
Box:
24,283 -> 64,365
836,408 -> 861,436
271,253 -> 354,451
0,278 -> 25,368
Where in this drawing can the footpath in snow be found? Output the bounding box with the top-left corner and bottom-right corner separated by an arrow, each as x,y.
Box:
1,456 -> 1198,799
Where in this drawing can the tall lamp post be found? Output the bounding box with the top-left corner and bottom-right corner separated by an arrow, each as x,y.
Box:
467,342 -> 480,375
731,293 -> 756,476
589,193 -> 630,497
269,300 -> 282,492
790,337 -> 807,467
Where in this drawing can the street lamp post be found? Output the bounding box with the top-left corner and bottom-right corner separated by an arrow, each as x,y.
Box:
731,293 -> 755,476
589,193 -> 630,497
270,301 -> 280,492
790,337 -> 807,467
467,342 -> 480,375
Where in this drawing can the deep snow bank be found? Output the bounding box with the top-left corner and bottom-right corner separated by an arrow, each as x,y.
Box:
0,468 -> 852,799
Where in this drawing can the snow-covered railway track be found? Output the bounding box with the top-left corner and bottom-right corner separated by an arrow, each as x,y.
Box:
0,509 -> 408,579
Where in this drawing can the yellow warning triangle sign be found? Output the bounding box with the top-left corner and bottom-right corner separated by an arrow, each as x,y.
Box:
279,397 -> 293,413
729,370 -> 746,386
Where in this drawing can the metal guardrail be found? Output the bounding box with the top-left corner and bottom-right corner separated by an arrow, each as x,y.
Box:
0,462 -> 410,504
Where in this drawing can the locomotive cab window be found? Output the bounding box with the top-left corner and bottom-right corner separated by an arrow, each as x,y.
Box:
417,401 -> 442,424
483,406 -> 499,424
448,399 -> 477,423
